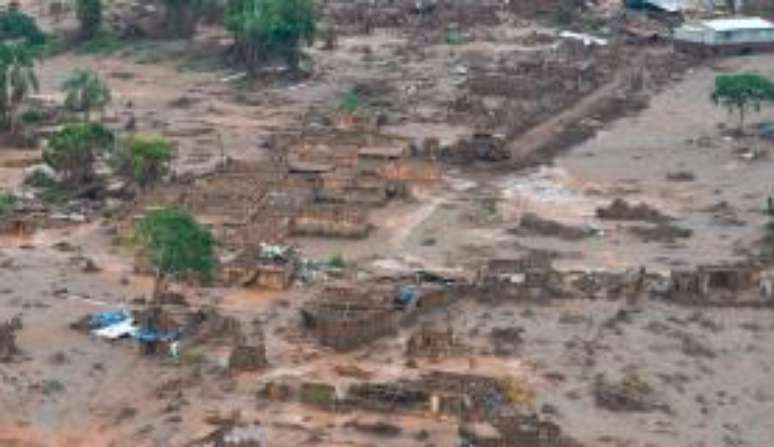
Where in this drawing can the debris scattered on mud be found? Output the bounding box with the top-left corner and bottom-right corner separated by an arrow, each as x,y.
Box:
596,198 -> 673,223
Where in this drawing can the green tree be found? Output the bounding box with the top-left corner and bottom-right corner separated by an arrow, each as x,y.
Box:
225,0 -> 316,74
0,43 -> 38,131
61,69 -> 111,122
0,10 -> 45,132
711,73 -> 774,132
76,0 -> 102,40
136,208 -> 216,282
112,135 -> 173,189
0,9 -> 47,45
43,122 -> 114,186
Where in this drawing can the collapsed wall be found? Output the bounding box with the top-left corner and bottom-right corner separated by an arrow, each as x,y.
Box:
291,205 -> 371,239
0,317 -> 21,362
301,287 -> 399,351
667,263 -> 769,306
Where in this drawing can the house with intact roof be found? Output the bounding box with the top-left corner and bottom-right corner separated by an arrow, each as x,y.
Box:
674,17 -> 774,55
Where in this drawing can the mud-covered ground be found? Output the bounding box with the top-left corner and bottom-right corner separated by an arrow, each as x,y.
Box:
2,1 -> 774,446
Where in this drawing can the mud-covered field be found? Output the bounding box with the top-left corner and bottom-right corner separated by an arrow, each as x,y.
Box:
1,1 -> 774,446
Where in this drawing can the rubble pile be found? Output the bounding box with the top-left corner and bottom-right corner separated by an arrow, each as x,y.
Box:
326,0 -> 503,36
228,343 -> 267,372
444,133 -> 510,163
460,44 -> 619,137
187,307 -> 245,345
596,198 -> 673,223
516,212 -> 588,241
106,0 -> 165,38
405,323 -> 458,361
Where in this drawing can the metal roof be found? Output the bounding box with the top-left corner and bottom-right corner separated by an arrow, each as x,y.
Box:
702,17 -> 774,32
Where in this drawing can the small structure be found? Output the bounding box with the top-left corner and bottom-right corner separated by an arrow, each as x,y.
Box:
674,17 -> 774,55
667,263 -> 765,304
301,286 -> 399,351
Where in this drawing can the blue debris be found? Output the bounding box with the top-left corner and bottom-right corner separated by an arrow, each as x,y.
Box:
132,328 -> 181,344
759,124 -> 774,141
89,310 -> 130,330
398,285 -> 418,306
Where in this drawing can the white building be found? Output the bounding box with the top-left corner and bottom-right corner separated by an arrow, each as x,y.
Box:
674,17 -> 774,55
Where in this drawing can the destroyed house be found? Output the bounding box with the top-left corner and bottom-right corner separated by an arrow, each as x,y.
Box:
301,286 -> 399,351
460,415 -> 572,447
0,213 -> 36,236
668,264 -> 762,303
479,254 -> 553,288
674,17 -> 774,55
290,204 -> 371,238
192,423 -> 263,447
406,323 -> 458,360
317,173 -> 391,206
221,244 -> 298,290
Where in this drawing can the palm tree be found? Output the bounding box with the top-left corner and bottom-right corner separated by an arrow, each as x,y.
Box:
0,43 -> 38,132
61,69 -> 111,122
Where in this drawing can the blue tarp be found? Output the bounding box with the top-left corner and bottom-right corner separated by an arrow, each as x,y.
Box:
89,310 -> 130,330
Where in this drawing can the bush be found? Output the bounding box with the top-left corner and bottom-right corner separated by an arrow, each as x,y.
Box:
0,190 -> 16,215
43,122 -> 114,186
136,208 -> 216,282
328,254 -> 346,269
112,135 -> 173,189
24,168 -> 57,188
338,91 -> 360,115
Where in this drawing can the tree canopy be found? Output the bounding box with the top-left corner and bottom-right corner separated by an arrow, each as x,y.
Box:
711,73 -> 774,131
136,208 -> 216,282
0,9 -> 46,45
225,0 -> 316,73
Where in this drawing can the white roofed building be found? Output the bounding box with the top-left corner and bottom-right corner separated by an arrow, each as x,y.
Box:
674,17 -> 774,55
